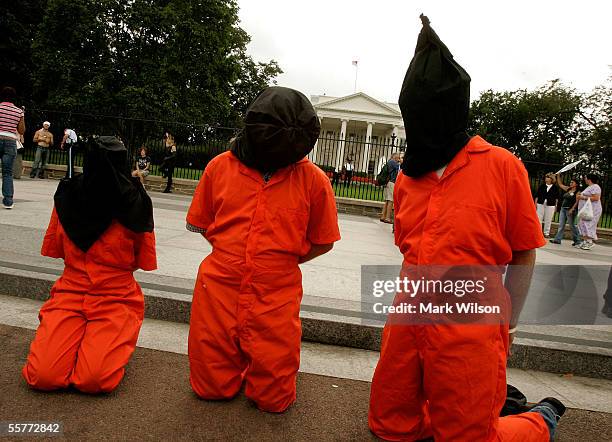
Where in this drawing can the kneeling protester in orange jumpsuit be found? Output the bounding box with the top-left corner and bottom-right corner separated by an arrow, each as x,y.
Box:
186,87 -> 341,412
22,136 -> 157,394
368,15 -> 565,442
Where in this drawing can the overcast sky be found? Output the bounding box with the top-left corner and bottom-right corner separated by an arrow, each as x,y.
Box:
238,0 -> 611,103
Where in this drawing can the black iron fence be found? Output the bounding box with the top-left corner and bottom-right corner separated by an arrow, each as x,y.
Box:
20,109 -> 611,228
305,133 -> 406,201
21,108 -> 238,181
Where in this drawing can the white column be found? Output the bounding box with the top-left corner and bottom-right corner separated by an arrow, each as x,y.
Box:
361,122 -> 373,172
337,119 -> 348,170
311,117 -> 322,163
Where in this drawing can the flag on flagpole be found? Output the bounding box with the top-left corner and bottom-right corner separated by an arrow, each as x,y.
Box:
555,160 -> 583,174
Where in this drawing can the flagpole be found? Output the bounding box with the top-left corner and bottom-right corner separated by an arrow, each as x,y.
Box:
353,60 -> 358,93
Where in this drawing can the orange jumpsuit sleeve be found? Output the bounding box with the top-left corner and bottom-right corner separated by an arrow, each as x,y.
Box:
504,157 -> 547,251
393,172 -> 403,247
186,168 -> 215,233
307,174 -> 341,245
135,231 -> 158,271
41,207 -> 64,259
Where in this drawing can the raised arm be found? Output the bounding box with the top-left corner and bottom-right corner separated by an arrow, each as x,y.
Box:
555,174 -> 569,192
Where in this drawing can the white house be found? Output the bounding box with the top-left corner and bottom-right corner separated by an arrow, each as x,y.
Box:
309,92 -> 406,173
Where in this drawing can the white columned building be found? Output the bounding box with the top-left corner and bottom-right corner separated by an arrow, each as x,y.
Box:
309,92 -> 406,173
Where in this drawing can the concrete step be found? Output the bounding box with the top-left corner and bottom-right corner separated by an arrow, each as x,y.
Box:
1,261 -> 611,380
2,294 -> 611,416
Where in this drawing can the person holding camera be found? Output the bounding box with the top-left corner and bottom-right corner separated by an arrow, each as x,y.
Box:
161,132 -> 177,193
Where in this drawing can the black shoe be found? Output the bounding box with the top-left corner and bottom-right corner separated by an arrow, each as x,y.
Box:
602,303 -> 612,319
549,239 -> 561,244
537,397 -> 566,420
162,189 -> 172,193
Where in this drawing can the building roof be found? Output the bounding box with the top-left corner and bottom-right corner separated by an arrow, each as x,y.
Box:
311,92 -> 402,119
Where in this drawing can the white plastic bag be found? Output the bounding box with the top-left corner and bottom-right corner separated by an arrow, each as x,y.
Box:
577,198 -> 593,221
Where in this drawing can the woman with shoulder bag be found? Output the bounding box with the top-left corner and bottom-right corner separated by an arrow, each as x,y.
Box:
575,174 -> 603,250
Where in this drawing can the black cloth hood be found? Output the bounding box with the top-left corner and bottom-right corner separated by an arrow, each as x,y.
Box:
54,136 -> 154,252
231,86 -> 321,172
399,14 -> 471,178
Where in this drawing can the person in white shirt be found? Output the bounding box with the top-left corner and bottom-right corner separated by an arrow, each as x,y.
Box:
534,172 -> 559,237
61,128 -> 78,178
343,158 -> 354,186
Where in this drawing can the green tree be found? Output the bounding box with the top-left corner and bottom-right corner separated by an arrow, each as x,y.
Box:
29,0 -> 282,128
229,55 -> 282,126
31,0 -> 115,108
0,0 -> 47,99
468,81 -> 583,164
575,74 -> 612,172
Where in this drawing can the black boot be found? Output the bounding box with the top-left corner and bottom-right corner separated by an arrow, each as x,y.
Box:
529,397 -> 566,442
30,168 -> 37,178
537,397 -> 566,419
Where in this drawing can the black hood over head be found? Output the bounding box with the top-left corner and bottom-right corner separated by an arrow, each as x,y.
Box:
54,136 -> 154,252
399,14 -> 471,178
231,86 -> 321,172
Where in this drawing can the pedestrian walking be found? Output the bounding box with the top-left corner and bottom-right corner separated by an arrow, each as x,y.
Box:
576,174 -> 603,250
549,174 -> 580,245
534,172 -> 559,238
0,86 -> 25,209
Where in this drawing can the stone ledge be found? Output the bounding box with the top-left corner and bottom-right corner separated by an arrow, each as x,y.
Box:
1,268 -> 610,380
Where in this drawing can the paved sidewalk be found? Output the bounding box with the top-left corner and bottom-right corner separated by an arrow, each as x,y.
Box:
2,179 -> 611,305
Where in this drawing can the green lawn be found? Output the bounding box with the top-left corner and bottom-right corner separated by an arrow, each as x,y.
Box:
331,182 -> 385,202
161,168 -> 387,201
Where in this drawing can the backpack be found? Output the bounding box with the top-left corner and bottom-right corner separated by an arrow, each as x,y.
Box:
376,163 -> 390,186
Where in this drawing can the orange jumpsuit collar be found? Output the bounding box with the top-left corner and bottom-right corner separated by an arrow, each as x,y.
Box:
428,135 -> 493,183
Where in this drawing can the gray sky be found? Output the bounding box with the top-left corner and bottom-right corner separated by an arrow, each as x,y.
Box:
238,0 -> 611,103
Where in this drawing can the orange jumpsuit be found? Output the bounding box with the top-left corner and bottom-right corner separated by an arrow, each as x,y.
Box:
22,209 -> 157,393
186,151 -> 340,412
369,136 -> 550,441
